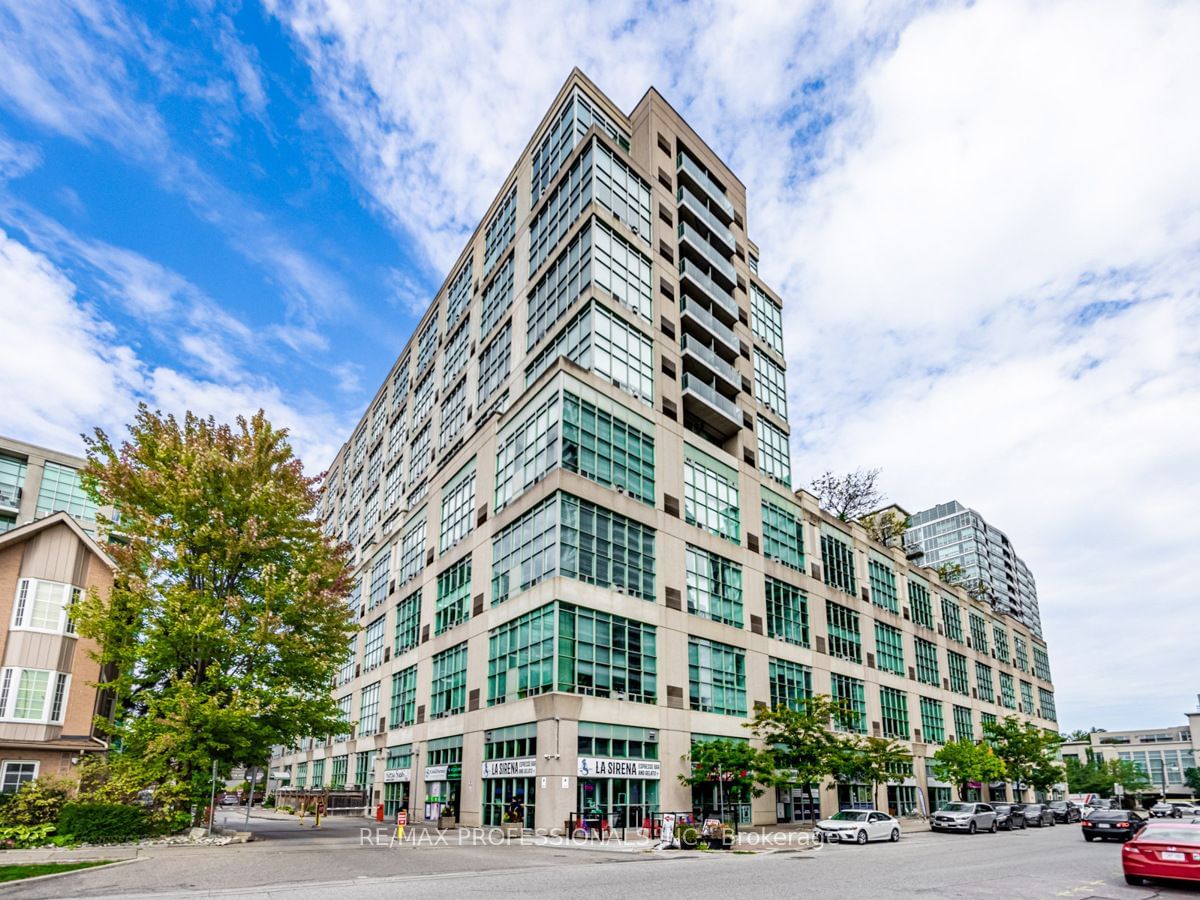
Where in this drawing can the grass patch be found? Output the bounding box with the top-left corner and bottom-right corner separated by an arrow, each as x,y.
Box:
0,861 -> 113,883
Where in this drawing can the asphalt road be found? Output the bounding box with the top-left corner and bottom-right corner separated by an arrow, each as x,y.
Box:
8,817 -> 1197,900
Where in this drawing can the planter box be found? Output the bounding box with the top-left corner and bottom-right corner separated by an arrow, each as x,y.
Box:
501,822 -> 523,838
437,816 -> 457,830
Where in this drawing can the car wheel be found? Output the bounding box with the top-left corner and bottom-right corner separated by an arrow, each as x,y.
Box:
968,821 -> 977,835
1084,834 -> 1094,842
1124,875 -> 1143,886
856,830 -> 867,845
989,820 -> 997,834
890,829 -> 900,842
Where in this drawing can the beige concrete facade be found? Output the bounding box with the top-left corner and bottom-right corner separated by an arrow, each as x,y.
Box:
271,70 -> 1058,830
0,512 -> 115,791
1061,711 -> 1200,799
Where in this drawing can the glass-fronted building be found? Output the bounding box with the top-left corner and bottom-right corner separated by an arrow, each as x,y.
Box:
904,500 -> 1043,637
270,70 -> 1058,829
0,436 -> 110,536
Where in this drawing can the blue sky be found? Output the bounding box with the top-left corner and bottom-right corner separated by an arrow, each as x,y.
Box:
1,0 -> 1198,731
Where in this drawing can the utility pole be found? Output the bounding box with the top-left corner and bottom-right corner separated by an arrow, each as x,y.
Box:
245,766 -> 258,826
207,760 -> 218,837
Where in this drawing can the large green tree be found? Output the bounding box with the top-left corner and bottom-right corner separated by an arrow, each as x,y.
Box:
930,739 -> 1007,800
745,697 -> 855,824
76,407 -> 355,812
982,716 -> 1064,800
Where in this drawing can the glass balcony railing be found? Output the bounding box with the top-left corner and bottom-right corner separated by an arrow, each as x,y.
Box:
682,373 -> 740,425
676,152 -> 735,220
0,485 -> 20,512
678,222 -> 736,286
680,297 -> 738,356
677,185 -> 735,252
681,335 -> 739,389
679,258 -> 737,321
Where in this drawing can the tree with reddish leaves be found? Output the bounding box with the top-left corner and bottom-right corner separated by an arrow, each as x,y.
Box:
76,405 -> 355,816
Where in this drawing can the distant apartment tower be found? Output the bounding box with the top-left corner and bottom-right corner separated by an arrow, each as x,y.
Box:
271,71 -> 1058,829
904,501 -> 1042,637
0,436 -> 115,792
0,436 -> 107,536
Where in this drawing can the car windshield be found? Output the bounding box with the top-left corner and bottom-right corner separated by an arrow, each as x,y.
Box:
1025,805 -> 1042,811
994,805 -> 1012,812
1090,810 -> 1130,819
1048,801 -> 1067,808
830,811 -> 868,821
940,803 -> 973,812
1138,827 -> 1200,844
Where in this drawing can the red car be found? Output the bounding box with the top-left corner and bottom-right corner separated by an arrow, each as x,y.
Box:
1122,821 -> 1200,887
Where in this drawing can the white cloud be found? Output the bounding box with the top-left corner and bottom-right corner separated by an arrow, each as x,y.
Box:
0,132 -> 42,181
0,228 -> 349,471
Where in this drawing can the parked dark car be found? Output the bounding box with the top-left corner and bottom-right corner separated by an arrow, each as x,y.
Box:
1082,809 -> 1147,842
993,804 -> 1027,830
1023,803 -> 1057,827
1048,800 -> 1082,823
1122,822 -> 1200,886
1151,802 -> 1183,818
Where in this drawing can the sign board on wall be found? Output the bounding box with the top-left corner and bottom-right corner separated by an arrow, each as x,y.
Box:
481,758 -> 538,778
577,758 -> 661,779
383,769 -> 412,783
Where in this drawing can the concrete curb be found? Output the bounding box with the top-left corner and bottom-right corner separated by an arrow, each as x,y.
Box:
0,846 -> 141,864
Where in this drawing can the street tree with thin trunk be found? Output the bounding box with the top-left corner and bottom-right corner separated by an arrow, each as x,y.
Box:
827,736 -> 914,810
76,406 -> 355,817
678,739 -> 771,822
745,697 -> 857,824
930,739 -> 1006,801
982,716 -> 1063,801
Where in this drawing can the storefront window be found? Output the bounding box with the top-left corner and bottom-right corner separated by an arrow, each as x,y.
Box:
483,723 -> 537,827
424,736 -> 463,820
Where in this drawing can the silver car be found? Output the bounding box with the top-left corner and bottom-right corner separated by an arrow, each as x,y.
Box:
931,801 -> 998,834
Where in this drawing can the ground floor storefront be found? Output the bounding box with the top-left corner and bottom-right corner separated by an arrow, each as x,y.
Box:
269,700 -> 1050,830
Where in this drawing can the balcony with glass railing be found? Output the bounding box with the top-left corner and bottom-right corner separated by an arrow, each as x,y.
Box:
0,485 -> 20,514
676,152 -> 735,221
678,222 -> 736,287
677,184 -> 735,253
681,335 -> 739,392
682,373 -> 741,436
680,297 -> 738,358
678,258 -> 737,323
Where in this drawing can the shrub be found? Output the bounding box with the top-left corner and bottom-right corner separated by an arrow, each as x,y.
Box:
0,823 -> 57,849
57,803 -> 150,844
0,777 -> 75,826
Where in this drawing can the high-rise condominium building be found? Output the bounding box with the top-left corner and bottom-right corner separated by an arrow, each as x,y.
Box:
270,71 -> 1057,829
904,501 -> 1042,638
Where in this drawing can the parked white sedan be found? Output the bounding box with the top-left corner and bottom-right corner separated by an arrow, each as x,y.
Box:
815,809 -> 901,844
